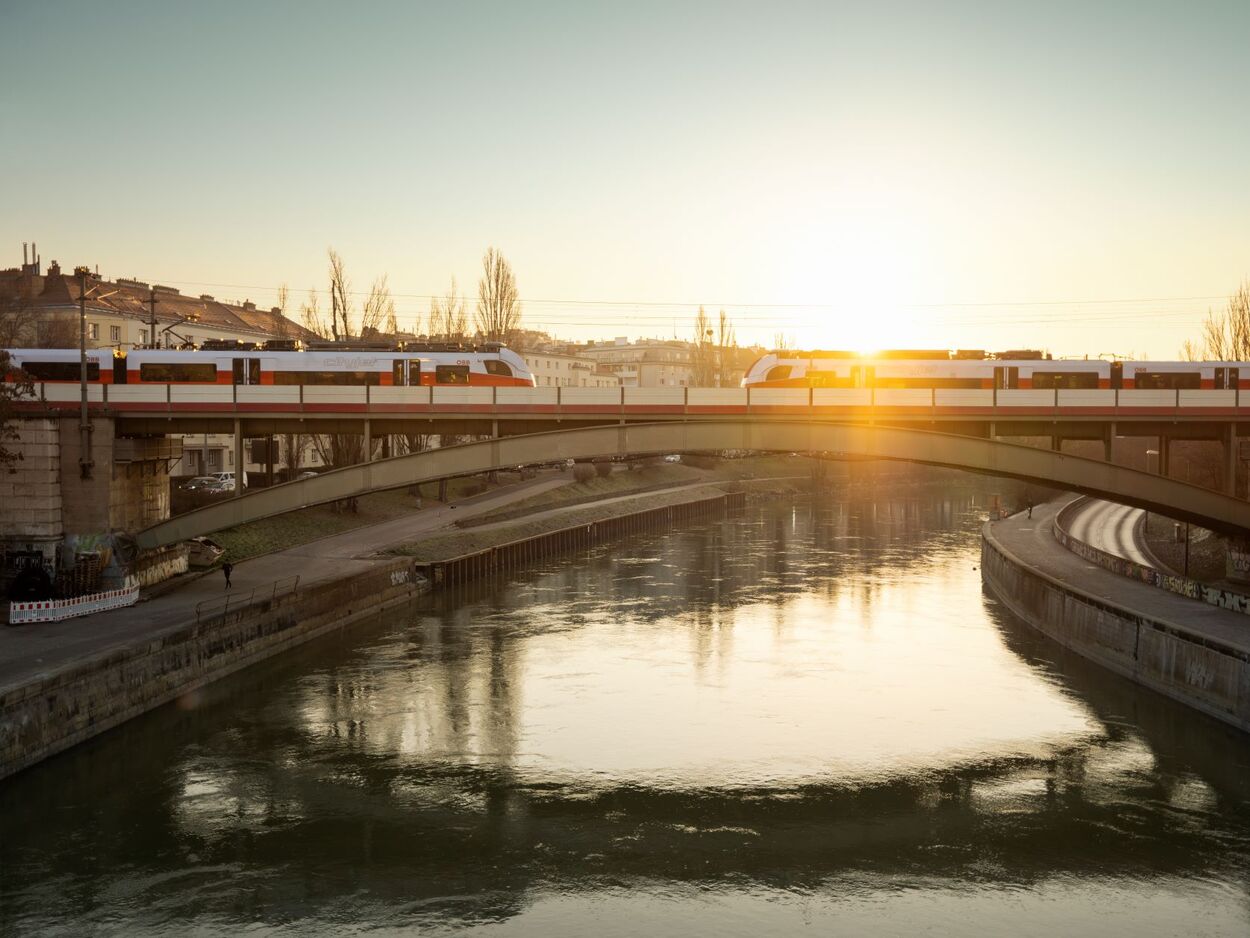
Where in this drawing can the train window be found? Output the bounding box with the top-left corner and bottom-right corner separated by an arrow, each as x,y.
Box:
765,365 -> 792,381
874,377 -> 985,388
1135,371 -> 1200,390
139,362 -> 218,382
20,360 -> 100,381
435,365 -> 471,385
483,360 -> 513,377
271,371 -> 381,385
1030,371 -> 1099,389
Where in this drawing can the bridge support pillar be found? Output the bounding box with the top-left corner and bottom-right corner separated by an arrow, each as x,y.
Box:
233,419 -> 243,499
1104,423 -> 1116,462
1159,434 -> 1170,477
1226,425 -> 1238,496
363,419 -> 372,463
492,419 -> 499,438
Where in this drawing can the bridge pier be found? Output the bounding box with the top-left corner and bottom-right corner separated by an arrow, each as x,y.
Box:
363,419 -> 372,463
233,418 -> 243,499
1226,425 -> 1238,496
1104,422 -> 1116,463
1159,433 -> 1171,477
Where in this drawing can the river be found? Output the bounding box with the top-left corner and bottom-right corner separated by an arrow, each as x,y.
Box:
3,490 -> 1250,936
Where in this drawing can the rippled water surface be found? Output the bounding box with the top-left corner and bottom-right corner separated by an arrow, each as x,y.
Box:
4,491 -> 1250,936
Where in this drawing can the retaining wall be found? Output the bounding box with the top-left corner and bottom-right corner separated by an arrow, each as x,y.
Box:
1,489 -> 744,779
981,523 -> 1250,733
0,558 -> 426,779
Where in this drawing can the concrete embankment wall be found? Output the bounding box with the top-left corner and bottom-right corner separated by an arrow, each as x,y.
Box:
981,524 -> 1250,733
1,490 -> 743,780
1,558 -> 426,779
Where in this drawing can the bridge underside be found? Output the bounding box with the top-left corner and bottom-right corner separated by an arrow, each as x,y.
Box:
136,421 -> 1250,548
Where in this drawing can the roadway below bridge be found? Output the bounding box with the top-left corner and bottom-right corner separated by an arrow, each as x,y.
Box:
1060,497 -> 1158,568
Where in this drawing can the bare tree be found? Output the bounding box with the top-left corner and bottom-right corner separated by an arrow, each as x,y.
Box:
715,308 -> 737,387
691,306 -> 716,386
301,289 -> 331,339
475,247 -> 522,343
1192,281 -> 1250,360
327,248 -> 352,341
359,274 -> 396,338
0,350 -> 34,471
430,276 -> 467,339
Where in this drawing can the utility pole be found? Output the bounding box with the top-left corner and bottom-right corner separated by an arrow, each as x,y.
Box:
76,266 -> 94,479
148,287 -> 158,347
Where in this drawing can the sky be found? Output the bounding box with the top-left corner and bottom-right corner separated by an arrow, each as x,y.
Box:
1,0 -> 1248,358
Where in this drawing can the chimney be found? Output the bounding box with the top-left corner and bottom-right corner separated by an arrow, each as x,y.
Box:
47,260 -> 61,278
22,242 -> 27,265
242,300 -> 256,311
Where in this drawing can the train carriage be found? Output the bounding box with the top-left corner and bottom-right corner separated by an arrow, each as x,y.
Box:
741,351 -> 1243,390
3,342 -> 536,388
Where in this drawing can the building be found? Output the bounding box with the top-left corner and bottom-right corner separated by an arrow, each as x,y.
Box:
576,338 -> 695,388
522,349 -> 619,388
1,246 -> 320,478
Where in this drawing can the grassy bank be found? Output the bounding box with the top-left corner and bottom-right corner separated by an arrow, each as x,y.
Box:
209,476 -> 496,564
388,486 -> 726,562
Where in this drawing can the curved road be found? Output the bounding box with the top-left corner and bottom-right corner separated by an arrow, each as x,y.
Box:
1064,498 -> 1153,565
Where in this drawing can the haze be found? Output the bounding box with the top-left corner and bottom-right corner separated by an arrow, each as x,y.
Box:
2,0 -> 1247,357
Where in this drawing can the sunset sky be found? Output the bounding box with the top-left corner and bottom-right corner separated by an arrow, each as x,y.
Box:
2,0 -> 1247,358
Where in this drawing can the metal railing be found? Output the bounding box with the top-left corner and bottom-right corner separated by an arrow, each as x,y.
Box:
194,574 -> 300,624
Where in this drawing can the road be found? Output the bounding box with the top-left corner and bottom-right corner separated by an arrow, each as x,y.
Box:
1063,498 -> 1152,566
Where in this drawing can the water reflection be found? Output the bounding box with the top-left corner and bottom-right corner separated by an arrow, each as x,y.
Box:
3,491 -> 1249,936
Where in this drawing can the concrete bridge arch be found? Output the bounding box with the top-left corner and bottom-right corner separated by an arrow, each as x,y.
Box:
135,421 -> 1250,548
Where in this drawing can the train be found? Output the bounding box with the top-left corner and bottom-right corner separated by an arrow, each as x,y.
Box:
1,340 -> 536,388
741,350 -> 1244,391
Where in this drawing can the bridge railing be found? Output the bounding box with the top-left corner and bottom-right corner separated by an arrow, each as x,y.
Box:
21,383 -> 1245,416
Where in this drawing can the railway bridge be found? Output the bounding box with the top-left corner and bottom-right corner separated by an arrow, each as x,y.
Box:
12,381 -> 1250,547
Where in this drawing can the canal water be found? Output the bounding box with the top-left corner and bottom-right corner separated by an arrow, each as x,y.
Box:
3,491 -> 1250,936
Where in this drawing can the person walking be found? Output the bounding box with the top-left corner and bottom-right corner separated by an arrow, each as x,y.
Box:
222,561 -> 233,590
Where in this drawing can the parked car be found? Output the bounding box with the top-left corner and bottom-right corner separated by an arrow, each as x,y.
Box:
180,476 -> 218,492
202,479 -> 234,494
663,454 -> 682,463
210,471 -> 246,489
296,470 -> 319,481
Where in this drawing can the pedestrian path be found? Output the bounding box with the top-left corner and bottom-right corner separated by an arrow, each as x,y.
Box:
989,503 -> 1250,656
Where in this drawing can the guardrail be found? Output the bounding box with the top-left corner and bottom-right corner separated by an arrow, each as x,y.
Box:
194,575 -> 300,624
19,383 -> 1247,417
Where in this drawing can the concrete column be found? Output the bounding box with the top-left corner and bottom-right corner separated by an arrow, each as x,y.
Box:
1159,434 -> 1170,477
363,419 -> 372,463
1104,422 -> 1116,463
233,419 -> 243,498
1226,424 -> 1238,496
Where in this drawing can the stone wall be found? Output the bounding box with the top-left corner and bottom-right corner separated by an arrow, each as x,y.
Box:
0,417 -> 63,558
55,416 -> 115,535
981,524 -> 1250,733
0,557 -> 426,779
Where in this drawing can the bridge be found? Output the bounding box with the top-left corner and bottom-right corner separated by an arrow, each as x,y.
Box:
136,421 -> 1250,548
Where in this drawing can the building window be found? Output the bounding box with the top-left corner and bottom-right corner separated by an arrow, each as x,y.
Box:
109,325 -> 121,342
140,329 -> 148,345
87,323 -> 99,340
208,450 -> 220,468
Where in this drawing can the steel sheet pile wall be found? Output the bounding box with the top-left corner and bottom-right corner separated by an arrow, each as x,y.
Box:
418,491 -> 745,588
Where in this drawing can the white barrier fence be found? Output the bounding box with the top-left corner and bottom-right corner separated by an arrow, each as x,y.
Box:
8,578 -> 140,625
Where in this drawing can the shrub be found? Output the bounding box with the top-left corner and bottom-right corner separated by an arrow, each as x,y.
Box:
573,463 -> 596,483
682,453 -> 720,470
595,461 -> 613,478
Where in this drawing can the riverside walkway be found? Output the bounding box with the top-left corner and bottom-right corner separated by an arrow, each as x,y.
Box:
0,471 -> 745,700
0,473 -> 571,694
989,502 -> 1250,657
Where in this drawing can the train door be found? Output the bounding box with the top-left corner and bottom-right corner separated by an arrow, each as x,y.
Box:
392,360 -> 407,386
1215,367 -> 1240,390
112,351 -> 128,384
993,366 -> 1019,389
232,357 -> 260,385
1110,362 -> 1123,390
1231,368 -> 1240,390
850,365 -> 874,388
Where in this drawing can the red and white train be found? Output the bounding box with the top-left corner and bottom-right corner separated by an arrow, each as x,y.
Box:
741,350 -> 1245,390
2,341 -> 536,388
